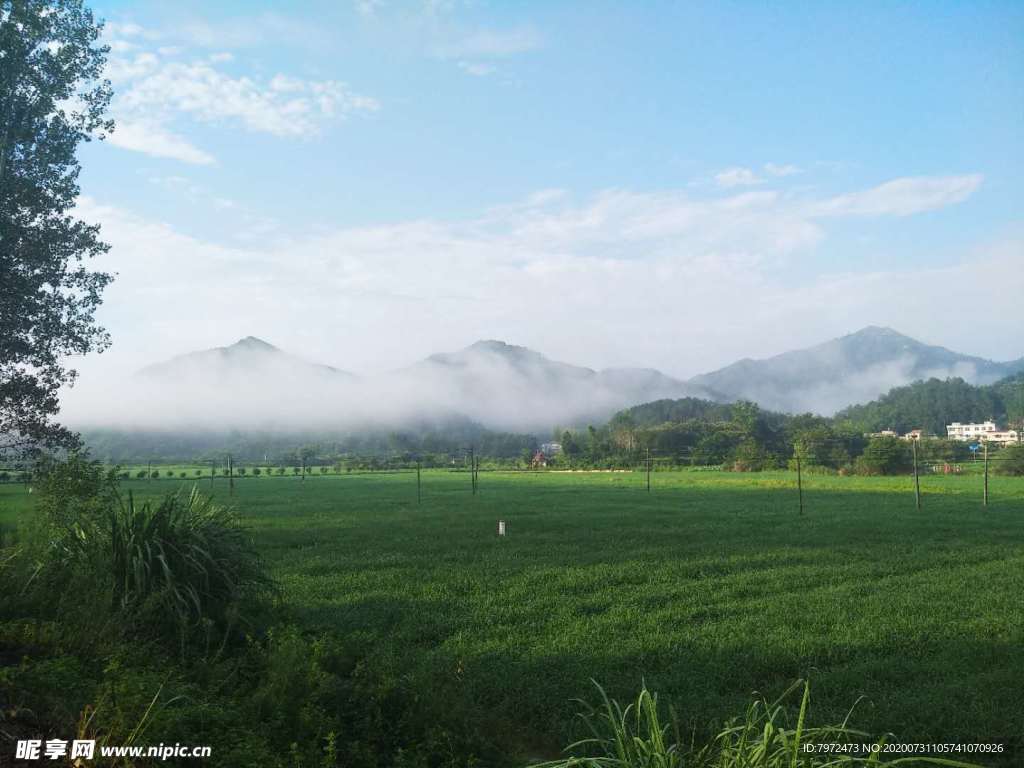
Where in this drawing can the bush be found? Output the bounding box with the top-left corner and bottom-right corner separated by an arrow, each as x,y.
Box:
136,469 -> 147,479
855,437 -> 912,476
238,467 -> 247,476
253,467 -> 262,476
34,454 -> 119,534
150,470 -> 160,479
994,443 -> 1024,476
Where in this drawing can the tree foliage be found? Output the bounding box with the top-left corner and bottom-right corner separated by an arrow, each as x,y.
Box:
1,0 -> 113,458
835,376 -> 1017,436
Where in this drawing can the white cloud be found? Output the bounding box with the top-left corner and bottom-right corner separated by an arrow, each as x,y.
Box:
102,24 -> 378,163
814,174 -> 983,217
115,60 -> 377,138
714,167 -> 762,188
107,120 -> 215,165
65,173 -> 1004,390
764,162 -> 801,177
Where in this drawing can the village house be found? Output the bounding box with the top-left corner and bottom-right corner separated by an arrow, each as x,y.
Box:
946,421 -> 1020,444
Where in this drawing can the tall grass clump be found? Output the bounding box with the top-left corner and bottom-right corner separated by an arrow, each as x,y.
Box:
108,487 -> 273,637
530,680 -> 984,768
30,454 -> 273,651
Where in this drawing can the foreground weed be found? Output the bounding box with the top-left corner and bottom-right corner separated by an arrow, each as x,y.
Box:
530,679 -> 985,768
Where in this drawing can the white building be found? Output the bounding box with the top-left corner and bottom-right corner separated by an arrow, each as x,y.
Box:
946,421 -> 1020,444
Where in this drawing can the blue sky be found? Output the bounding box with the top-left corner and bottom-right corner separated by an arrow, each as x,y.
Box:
70,0 -> 1023,379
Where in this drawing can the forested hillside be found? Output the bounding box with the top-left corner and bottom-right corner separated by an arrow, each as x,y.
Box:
835,373 -> 1024,435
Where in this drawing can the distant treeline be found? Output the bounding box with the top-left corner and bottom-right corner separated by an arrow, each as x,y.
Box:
70,373 -> 1024,476
80,422 -> 539,464
551,373 -> 1024,475
834,372 -> 1024,435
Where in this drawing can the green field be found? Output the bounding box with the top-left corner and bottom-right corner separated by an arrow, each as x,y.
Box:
2,469 -> 1022,762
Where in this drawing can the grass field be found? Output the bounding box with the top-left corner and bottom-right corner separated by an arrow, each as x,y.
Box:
2,468 -> 1022,763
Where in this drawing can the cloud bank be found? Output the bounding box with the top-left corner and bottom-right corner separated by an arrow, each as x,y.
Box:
57,171 -> 1022,417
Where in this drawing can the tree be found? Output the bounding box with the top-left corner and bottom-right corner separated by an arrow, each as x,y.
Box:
994,444 -> 1024,476
855,437 -> 911,476
1,0 -> 114,458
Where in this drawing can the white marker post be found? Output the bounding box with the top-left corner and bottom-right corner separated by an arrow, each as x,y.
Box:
497,520 -> 506,536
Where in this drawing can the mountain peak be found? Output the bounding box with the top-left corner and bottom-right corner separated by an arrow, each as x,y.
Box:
847,326 -> 913,342
466,339 -> 523,354
689,326 -> 1020,415
231,336 -> 278,352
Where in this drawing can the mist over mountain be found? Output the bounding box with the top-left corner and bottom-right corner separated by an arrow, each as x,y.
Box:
60,327 -> 1023,445
137,335 -> 352,384
391,340 -> 695,429
688,326 -> 1024,415
62,337 -> 696,434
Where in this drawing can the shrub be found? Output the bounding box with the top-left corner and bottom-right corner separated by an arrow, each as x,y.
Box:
238,467 -> 247,476
136,469 -> 147,479
194,469 -> 202,477
150,470 -> 160,479
994,443 -> 1024,476
253,467 -> 261,476
34,454 -> 119,534
179,471 -> 187,478
855,437 -> 912,476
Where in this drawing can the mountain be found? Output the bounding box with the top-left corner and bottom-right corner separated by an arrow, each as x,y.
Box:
68,337 -> 692,433
83,337 -> 359,429
687,326 -> 1024,415
393,340 -> 694,430
67,329 -> 1022,435
137,336 -> 350,383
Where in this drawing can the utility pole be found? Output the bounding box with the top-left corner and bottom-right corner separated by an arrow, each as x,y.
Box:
983,442 -> 989,508
147,460 -> 152,482
912,440 -> 921,511
210,459 -> 215,488
796,455 -> 803,516
646,447 -> 651,492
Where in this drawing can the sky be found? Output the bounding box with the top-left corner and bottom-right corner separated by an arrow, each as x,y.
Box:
69,0 -> 1024,382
